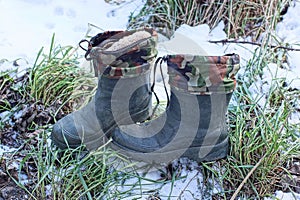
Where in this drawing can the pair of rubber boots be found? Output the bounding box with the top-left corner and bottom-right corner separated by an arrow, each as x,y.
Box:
51,28 -> 240,163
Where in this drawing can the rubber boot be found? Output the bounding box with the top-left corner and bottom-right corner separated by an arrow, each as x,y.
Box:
111,53 -> 240,163
51,28 -> 158,150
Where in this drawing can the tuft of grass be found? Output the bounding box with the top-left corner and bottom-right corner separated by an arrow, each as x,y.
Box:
28,33 -> 97,116
0,70 -> 16,112
223,87 -> 299,197
5,129 -> 144,199
202,36 -> 300,198
128,0 -> 291,40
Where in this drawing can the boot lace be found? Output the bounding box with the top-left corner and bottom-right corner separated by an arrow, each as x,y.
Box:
150,56 -> 170,119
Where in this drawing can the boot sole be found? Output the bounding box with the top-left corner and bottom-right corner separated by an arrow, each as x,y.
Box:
111,137 -> 229,164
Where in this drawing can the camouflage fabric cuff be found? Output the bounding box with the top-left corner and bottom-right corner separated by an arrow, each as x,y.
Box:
101,63 -> 151,78
89,28 -> 158,78
167,54 -> 240,94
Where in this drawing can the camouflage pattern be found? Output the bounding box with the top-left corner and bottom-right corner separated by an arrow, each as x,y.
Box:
88,28 -> 158,78
166,54 -> 240,94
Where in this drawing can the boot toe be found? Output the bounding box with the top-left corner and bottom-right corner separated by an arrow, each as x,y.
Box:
51,115 -> 82,149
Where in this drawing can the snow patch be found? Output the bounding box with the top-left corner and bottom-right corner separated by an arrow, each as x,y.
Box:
0,0 -> 145,64
0,145 -> 17,158
265,190 -> 300,200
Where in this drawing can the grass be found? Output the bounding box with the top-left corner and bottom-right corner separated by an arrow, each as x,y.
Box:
201,33 -> 300,198
28,33 -> 97,114
0,33 -> 170,199
130,0 -> 300,198
1,0 -> 300,199
128,0 -> 291,40
225,74 -> 299,197
16,137 -> 134,199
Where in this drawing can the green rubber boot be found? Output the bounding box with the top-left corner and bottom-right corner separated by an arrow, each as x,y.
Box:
111,53 -> 240,163
51,28 -> 158,150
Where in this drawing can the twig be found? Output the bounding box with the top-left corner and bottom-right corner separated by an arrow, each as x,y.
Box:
177,172 -> 200,200
209,39 -> 300,51
230,153 -> 267,200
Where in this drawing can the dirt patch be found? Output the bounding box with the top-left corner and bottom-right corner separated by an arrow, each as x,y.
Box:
0,72 -> 69,146
0,158 -> 28,200
0,71 -> 71,200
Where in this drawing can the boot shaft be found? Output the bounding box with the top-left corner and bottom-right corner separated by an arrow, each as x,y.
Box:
157,53 -> 240,129
52,29 -> 158,150
88,29 -> 157,134
165,53 -> 240,151
95,70 -> 152,133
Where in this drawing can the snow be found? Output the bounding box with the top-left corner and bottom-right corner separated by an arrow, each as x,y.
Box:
265,191 -> 300,200
0,0 -> 300,199
109,158 -> 208,200
265,2 -> 300,78
276,2 -> 300,46
159,170 -> 203,199
0,0 -> 144,64
0,145 -> 17,158
0,111 -> 11,123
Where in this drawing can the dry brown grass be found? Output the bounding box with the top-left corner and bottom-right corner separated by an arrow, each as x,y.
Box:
128,0 -> 291,40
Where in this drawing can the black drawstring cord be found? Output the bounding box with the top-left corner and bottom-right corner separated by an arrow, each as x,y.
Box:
79,39 -> 98,76
159,57 -> 170,107
150,56 -> 170,119
79,39 -> 93,60
151,57 -> 162,105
